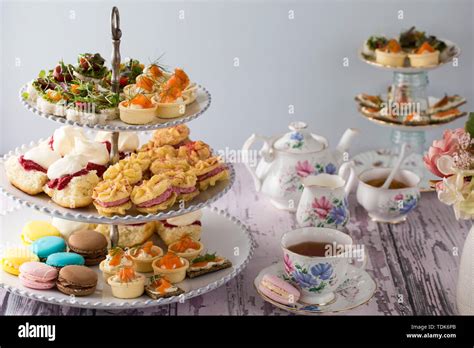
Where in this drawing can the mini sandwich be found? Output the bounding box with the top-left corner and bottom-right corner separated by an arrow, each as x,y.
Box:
186,253 -> 232,279
92,179 -> 133,216
427,95 -> 467,115
193,157 -> 229,191
157,170 -> 199,202
145,275 -> 185,300
5,141 -> 60,195
354,93 -> 383,110
131,176 -> 177,214
431,108 -> 464,122
156,210 -> 202,245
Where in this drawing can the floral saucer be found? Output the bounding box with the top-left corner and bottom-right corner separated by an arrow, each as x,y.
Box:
254,262 -> 376,315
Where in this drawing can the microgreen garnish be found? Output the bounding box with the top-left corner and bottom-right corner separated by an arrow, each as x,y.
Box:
191,253 -> 217,264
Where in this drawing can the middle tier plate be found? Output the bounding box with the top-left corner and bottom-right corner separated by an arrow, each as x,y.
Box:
0,142 -> 235,225
19,84 -> 211,132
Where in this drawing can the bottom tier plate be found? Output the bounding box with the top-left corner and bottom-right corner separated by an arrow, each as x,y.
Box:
0,206 -> 255,309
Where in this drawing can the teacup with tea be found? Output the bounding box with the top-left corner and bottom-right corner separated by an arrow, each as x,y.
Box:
356,167 -> 420,223
281,227 -> 366,305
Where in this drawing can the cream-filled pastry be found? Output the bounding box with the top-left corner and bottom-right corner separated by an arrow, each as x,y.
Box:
121,152 -> 151,172
72,138 -> 110,177
151,124 -> 190,148
50,126 -> 87,156
131,176 -> 177,214
5,142 -> 61,195
103,160 -> 143,185
43,154 -> 100,208
143,145 -> 177,163
94,131 -> 140,155
177,140 -> 212,165
156,170 -> 198,202
92,179 -> 132,216
193,156 -> 229,191
150,157 -> 191,175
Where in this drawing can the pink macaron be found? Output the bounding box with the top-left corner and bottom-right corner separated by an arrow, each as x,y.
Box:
259,274 -> 300,305
19,261 -> 58,290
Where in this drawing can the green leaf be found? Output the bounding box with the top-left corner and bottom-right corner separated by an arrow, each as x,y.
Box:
39,70 -> 46,78
21,92 -> 29,100
191,252 -> 217,264
465,112 -> 474,139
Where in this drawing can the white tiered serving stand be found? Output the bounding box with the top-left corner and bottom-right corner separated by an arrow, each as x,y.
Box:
355,41 -> 463,191
0,7 -> 254,309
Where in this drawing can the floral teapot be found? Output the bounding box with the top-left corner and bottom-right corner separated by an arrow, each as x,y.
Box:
242,121 -> 358,211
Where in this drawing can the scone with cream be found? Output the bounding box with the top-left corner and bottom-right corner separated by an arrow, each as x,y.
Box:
193,156 -> 229,191
5,141 -> 60,195
49,126 -> 87,156
95,222 -> 155,248
156,210 -> 202,245
131,176 -> 177,214
72,138 -> 110,177
94,131 -> 140,157
92,179 -> 132,216
43,154 -> 100,208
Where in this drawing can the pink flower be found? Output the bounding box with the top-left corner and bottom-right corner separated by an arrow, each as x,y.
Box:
296,160 -> 313,177
283,253 -> 294,274
423,128 -> 466,178
312,196 -> 332,219
394,193 -> 403,201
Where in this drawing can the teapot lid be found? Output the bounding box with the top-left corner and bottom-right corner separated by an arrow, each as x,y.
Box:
273,121 -> 325,153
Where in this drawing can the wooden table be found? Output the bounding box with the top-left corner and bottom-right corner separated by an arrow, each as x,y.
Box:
0,164 -> 470,315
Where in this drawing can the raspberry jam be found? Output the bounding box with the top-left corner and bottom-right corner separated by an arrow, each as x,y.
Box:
18,156 -> 47,173
86,162 -> 107,177
162,220 -> 202,228
47,169 -> 89,190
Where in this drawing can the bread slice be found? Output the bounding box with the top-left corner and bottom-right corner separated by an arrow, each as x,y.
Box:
145,285 -> 185,300
186,259 -> 232,279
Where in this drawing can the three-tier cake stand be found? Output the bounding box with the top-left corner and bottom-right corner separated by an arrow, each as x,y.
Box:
354,40 -> 463,191
0,7 -> 254,309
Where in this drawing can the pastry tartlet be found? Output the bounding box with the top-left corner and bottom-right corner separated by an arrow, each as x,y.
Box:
408,41 -> 440,67
152,252 -> 189,283
156,210 -> 202,245
43,155 -> 100,208
168,236 -> 204,261
152,94 -> 188,119
152,124 -> 190,147
95,222 -> 155,248
193,157 -> 229,191
119,94 -> 157,125
99,247 -> 134,280
144,64 -> 167,84
145,275 -> 185,299
156,170 -> 199,202
150,157 -> 191,175
123,74 -> 157,98
127,241 -> 163,273
103,160 -> 143,185
375,39 -> 406,67
107,266 -> 146,299
5,141 -> 60,195
131,176 -> 177,213
177,140 -> 212,165
92,179 -> 133,216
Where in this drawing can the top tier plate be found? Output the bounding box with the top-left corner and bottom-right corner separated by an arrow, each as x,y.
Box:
359,39 -> 460,73
19,84 -> 211,132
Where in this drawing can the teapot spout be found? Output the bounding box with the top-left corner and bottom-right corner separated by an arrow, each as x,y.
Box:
336,128 -> 359,154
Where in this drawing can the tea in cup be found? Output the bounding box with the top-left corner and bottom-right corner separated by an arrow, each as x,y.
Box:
281,227 -> 366,305
356,168 -> 420,224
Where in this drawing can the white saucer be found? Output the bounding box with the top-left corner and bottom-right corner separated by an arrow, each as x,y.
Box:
254,262 -> 376,315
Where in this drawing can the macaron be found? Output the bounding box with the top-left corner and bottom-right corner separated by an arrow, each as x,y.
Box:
19,262 -> 58,289
21,221 -> 60,246
31,236 -> 67,260
67,230 -> 108,266
46,252 -> 85,269
258,274 -> 300,305
1,247 -> 39,276
56,265 -> 98,296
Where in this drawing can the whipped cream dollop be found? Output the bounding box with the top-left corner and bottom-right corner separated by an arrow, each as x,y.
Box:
94,131 -> 139,153
47,154 -> 88,180
166,210 -> 202,227
51,218 -> 89,239
23,141 -> 61,169
72,138 -> 110,165
52,126 -> 87,156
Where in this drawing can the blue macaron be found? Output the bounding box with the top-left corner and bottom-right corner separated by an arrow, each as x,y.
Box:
31,236 -> 67,260
46,252 -> 85,268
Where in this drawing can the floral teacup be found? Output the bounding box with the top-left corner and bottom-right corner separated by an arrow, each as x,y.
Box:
281,227 -> 366,305
356,168 -> 420,224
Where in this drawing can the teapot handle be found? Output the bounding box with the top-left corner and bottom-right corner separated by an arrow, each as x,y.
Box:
338,161 -> 357,196
242,134 -> 274,192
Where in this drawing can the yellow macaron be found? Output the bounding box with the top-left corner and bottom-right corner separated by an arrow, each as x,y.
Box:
21,221 -> 61,246
1,247 -> 39,276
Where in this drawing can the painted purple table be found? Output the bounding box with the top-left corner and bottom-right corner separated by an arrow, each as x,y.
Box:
0,164 -> 470,315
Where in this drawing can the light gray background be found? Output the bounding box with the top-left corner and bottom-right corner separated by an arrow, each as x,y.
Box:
1,0 -> 472,156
